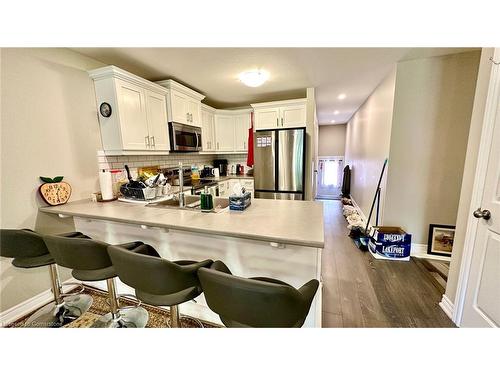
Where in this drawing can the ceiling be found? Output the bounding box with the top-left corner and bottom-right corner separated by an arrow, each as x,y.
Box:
73,48 -> 477,125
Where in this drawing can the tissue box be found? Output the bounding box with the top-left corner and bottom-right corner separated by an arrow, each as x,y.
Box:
229,191 -> 251,211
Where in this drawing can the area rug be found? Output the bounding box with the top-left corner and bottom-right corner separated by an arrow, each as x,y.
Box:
7,285 -> 220,328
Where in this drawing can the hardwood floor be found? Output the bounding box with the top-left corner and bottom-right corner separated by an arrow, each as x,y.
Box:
320,199 -> 455,327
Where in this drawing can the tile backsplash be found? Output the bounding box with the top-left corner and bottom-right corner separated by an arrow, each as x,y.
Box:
97,151 -> 248,176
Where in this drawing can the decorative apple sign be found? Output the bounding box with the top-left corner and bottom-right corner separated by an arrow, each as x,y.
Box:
39,176 -> 72,206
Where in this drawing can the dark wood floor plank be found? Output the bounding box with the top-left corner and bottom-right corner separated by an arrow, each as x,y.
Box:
319,199 -> 455,328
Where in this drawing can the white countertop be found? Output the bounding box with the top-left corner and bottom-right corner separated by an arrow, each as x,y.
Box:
39,198 -> 324,248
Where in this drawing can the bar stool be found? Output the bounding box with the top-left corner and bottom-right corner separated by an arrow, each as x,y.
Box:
198,261 -> 319,327
0,229 -> 93,328
43,234 -> 148,328
107,243 -> 213,328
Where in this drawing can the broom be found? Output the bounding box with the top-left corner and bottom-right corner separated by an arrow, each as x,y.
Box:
353,158 -> 388,251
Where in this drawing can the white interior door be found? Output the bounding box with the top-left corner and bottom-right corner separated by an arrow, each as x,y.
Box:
316,157 -> 344,199
460,53 -> 500,327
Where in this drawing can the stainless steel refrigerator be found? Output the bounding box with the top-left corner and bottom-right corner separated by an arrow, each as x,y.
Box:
254,127 -> 306,200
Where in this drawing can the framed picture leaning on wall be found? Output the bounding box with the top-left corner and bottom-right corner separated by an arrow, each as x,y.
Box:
427,224 -> 455,257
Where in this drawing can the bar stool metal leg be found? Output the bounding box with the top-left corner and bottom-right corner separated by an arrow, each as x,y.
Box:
24,264 -> 93,328
168,305 -> 204,328
91,278 -> 148,328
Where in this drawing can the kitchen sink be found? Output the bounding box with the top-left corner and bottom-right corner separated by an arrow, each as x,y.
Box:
146,195 -> 229,213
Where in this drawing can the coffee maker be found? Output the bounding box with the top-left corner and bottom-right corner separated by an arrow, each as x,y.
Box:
213,159 -> 228,176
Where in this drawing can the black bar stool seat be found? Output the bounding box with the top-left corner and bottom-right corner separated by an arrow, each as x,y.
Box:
108,244 -> 213,328
198,260 -> 319,328
44,235 -> 149,328
0,229 -> 93,328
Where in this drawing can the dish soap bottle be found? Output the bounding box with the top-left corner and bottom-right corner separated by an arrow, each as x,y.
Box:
200,186 -> 214,212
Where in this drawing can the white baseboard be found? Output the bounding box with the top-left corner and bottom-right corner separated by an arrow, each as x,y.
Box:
411,243 -> 452,262
0,278 -> 78,327
439,294 -> 455,322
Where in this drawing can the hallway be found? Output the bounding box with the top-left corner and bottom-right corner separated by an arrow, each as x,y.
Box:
320,200 -> 455,327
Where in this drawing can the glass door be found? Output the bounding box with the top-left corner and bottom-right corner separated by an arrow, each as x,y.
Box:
316,157 -> 344,199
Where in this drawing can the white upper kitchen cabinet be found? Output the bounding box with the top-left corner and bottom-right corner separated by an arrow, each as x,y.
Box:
254,107 -> 280,130
214,109 -> 252,153
201,104 -> 216,152
155,79 -> 205,128
88,66 -> 170,155
145,90 -> 169,150
214,114 -> 235,152
234,112 -> 251,152
251,98 -> 307,130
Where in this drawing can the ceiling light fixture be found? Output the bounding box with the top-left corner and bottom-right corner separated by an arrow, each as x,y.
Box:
334,110 -> 339,115
337,93 -> 346,100
331,120 -> 336,124
239,69 -> 269,87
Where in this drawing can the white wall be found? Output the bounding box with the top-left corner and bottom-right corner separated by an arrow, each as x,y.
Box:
318,124 -> 346,156
383,51 -> 481,244
0,48 -> 105,312
445,48 -> 494,304
345,68 -> 396,223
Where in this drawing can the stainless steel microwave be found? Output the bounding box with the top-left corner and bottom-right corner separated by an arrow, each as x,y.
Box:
168,122 -> 202,152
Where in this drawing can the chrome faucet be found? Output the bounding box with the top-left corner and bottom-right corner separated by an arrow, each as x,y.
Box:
178,162 -> 185,208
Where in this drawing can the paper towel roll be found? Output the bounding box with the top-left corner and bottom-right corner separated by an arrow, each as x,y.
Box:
99,170 -> 114,200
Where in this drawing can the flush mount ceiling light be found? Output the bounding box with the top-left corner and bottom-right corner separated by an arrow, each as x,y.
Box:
337,93 -> 346,100
239,69 -> 269,87
331,120 -> 336,124
334,110 -> 339,115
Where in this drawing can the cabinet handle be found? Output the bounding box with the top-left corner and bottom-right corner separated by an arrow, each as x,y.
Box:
150,136 -> 155,147
145,135 -> 150,148
276,118 -> 279,127
244,141 -> 246,149
281,118 -> 283,127
186,112 -> 189,122
217,142 -> 219,150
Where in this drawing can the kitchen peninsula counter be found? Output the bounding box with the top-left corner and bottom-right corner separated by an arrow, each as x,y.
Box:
40,198 -> 324,248
40,198 -> 324,327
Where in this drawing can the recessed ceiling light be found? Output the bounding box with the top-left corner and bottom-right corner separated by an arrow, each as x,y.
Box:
331,120 -> 336,124
334,110 -> 339,115
239,69 -> 269,87
337,93 -> 346,100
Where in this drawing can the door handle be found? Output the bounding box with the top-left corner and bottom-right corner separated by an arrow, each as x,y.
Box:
473,208 -> 491,220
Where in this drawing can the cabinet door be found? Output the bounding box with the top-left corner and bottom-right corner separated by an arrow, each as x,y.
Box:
280,104 -> 306,128
115,79 -> 149,150
187,98 -> 201,127
170,90 -> 189,124
254,107 -> 280,130
201,109 -> 215,151
145,90 -> 169,150
234,114 -> 250,151
214,115 -> 235,152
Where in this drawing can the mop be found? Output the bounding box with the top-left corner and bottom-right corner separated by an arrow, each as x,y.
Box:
352,158 -> 388,251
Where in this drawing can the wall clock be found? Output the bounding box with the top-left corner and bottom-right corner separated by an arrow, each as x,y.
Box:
39,176 -> 72,206
99,102 -> 112,117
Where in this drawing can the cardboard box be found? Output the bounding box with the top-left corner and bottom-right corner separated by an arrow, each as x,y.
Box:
368,226 -> 412,261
